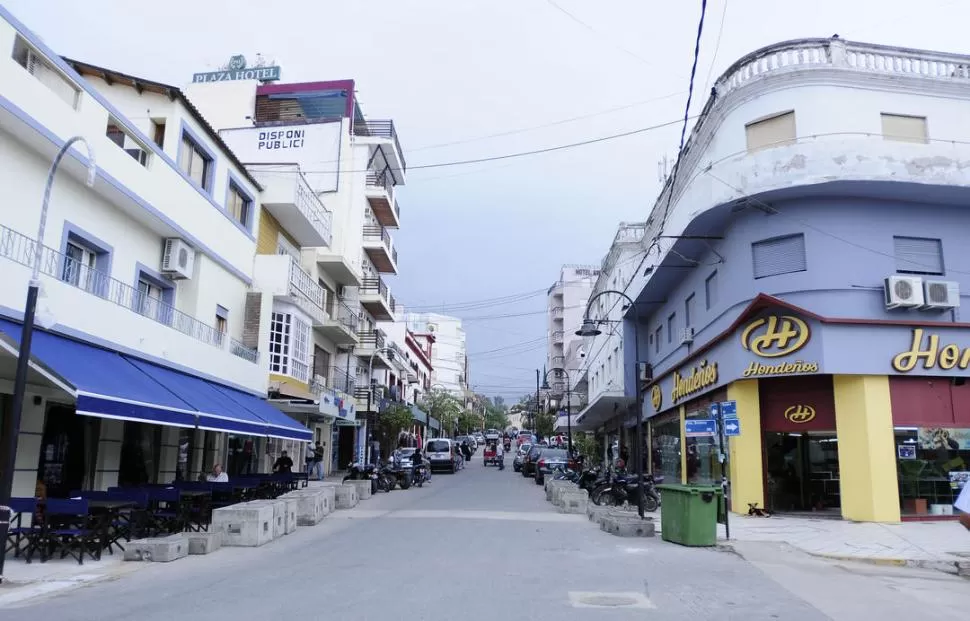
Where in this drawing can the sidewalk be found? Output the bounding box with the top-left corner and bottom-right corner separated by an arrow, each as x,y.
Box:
712,514 -> 970,575
0,555 -> 141,607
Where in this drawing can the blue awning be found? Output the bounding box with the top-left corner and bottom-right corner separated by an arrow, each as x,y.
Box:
411,405 -> 428,425
209,383 -> 311,441
124,357 -> 269,437
0,320 -> 199,428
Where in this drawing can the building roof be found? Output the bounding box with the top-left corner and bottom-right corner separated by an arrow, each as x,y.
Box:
62,57 -> 262,191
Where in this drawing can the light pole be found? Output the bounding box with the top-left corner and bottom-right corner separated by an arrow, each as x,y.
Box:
534,369 -> 540,433
575,289 -> 645,519
365,346 -> 394,464
0,137 -> 96,584
540,368 -> 572,456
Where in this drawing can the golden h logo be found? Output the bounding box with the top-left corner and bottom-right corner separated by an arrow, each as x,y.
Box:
650,385 -> 662,411
784,404 -> 816,424
741,315 -> 810,358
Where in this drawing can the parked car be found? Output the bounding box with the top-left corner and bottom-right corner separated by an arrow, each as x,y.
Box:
520,445 -> 543,478
512,443 -> 533,472
533,448 -> 569,485
484,428 -> 500,441
425,439 -> 458,473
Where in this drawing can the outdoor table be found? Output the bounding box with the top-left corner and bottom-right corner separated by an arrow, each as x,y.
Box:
178,489 -> 212,532
85,499 -> 137,554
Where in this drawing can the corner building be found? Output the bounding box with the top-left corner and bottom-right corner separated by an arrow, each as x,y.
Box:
621,37 -> 970,523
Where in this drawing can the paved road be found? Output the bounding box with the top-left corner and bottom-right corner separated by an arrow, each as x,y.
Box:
3,455 -> 945,620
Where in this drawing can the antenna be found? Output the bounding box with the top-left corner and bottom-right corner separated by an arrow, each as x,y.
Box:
657,155 -> 670,183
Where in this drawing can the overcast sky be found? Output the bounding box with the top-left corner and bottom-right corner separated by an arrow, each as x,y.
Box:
8,0 -> 968,401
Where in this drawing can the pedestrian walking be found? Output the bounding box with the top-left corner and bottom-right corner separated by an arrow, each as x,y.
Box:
496,438 -> 505,470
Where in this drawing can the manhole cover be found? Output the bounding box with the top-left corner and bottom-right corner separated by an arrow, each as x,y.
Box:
568,591 -> 656,609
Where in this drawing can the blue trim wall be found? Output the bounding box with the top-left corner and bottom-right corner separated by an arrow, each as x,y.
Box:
0,94 -> 253,286
134,261 -> 176,306
0,304 -> 263,397
224,170 -> 256,236
176,119 -> 217,195
58,219 -> 113,275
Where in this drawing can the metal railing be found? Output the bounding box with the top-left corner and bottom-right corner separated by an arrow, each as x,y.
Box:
354,119 -> 406,171
360,277 -> 389,303
357,329 -> 386,349
354,384 -> 382,406
365,170 -> 395,195
231,338 -> 259,363
391,342 -> 409,366
334,299 -> 359,332
294,172 -> 333,246
0,224 -> 257,362
328,366 -> 356,395
552,330 -> 564,342
389,293 -> 396,313
362,225 -> 394,258
288,258 -> 325,308
552,306 -> 563,318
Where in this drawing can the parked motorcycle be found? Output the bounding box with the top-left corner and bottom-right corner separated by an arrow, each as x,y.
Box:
592,472 -> 662,512
343,462 -> 379,495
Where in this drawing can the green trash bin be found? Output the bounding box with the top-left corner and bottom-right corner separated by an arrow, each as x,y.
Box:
657,484 -> 722,547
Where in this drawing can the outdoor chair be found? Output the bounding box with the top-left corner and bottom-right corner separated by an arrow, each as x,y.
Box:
43,498 -> 100,565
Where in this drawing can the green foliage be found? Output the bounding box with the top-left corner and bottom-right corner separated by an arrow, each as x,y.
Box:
534,408 -> 556,437
380,403 -> 415,439
457,410 -> 480,434
484,411 -> 509,431
571,433 -> 601,465
421,389 -> 463,436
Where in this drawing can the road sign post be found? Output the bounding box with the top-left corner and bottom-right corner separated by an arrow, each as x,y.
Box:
710,402 -> 730,540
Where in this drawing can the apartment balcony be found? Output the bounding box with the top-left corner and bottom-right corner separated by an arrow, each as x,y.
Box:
552,330 -> 564,344
353,384 -> 383,410
315,249 -> 362,288
356,329 -> 393,369
354,118 -> 407,175
250,165 -> 332,247
0,223 -> 264,390
362,225 -> 398,274
552,355 -> 565,365
319,299 -> 360,345
551,306 -> 563,321
320,365 -> 356,396
364,170 -> 402,229
253,254 -> 328,328
359,277 -> 395,321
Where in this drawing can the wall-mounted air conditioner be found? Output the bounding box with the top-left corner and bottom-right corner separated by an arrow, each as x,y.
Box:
638,362 -> 654,382
884,275 -> 923,309
922,280 -> 960,310
680,327 -> 695,345
161,238 -> 195,280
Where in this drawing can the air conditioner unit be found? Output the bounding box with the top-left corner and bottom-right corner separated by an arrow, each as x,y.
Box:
161,238 -> 195,279
336,285 -> 346,298
922,280 -> 960,310
884,275 -> 923,309
680,327 -> 695,345
639,362 -> 654,382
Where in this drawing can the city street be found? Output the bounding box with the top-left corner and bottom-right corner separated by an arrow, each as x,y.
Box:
8,454 -> 966,620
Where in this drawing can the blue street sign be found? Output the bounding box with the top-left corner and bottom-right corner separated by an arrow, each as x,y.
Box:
709,403 -> 720,419
723,418 -> 741,437
685,419 -> 717,437
721,401 -> 738,419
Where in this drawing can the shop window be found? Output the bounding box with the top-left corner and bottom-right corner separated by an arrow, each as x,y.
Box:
752,234 -> 807,279
119,421 -> 162,487
685,409 -> 722,486
651,413 -> 681,483
893,236 -> 943,276
745,111 -> 795,152
895,427 -> 968,517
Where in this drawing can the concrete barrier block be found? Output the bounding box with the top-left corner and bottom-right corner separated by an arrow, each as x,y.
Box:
600,515 -> 656,538
124,535 -> 188,562
187,531 -> 224,555
558,490 -> 588,514
587,503 -> 611,524
317,486 -> 335,515
282,497 -> 298,534
552,483 -> 578,507
334,484 -> 358,509
348,478 -> 373,500
212,502 -> 275,547
546,480 -> 572,503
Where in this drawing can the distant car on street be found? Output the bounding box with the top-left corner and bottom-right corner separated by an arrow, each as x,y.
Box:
484,428 -> 500,441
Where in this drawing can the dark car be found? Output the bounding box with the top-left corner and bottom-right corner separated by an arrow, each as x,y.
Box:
520,445 -> 542,478
533,448 -> 569,485
512,443 -> 533,472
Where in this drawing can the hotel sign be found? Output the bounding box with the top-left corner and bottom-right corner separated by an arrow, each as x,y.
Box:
192,54 -> 281,83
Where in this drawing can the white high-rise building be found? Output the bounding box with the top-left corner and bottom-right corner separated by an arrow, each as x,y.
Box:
546,265 -> 599,394
405,312 -> 467,396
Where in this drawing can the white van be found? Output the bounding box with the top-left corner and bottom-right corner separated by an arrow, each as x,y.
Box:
425,438 -> 457,473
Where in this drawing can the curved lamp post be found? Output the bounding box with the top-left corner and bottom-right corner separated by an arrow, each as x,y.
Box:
540,367 -> 572,455
0,137 -> 96,583
575,289 -> 646,519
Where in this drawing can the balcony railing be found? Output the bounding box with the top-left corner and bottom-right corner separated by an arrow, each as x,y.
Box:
294,172 -> 333,246
0,224 -> 256,363
552,330 -> 564,342
354,384 -> 382,406
552,355 -> 565,365
360,277 -> 389,303
357,329 -> 386,350
288,259 -> 325,308
335,299 -> 359,332
552,306 -> 563,318
366,170 -> 395,195
327,366 -> 356,395
362,225 -> 395,264
230,338 -> 259,363
354,120 -> 406,171
391,342 -> 409,365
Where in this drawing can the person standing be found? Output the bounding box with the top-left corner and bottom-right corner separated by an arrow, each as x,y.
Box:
312,441 -> 325,480
496,438 -> 505,471
273,450 -> 293,474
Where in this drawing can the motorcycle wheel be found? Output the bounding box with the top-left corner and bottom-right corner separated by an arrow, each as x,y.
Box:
400,477 -> 411,490
342,475 -> 351,483
371,480 -> 378,495
590,484 -> 610,506
642,494 -> 659,512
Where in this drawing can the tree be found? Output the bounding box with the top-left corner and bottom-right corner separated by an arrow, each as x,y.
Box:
534,407 -> 556,438
484,410 -> 509,431
572,432 -> 601,465
457,410 -> 480,434
421,389 -> 463,437
379,403 -> 415,456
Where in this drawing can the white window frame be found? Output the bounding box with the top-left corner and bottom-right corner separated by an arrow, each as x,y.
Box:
63,241 -> 97,290
268,310 -> 312,383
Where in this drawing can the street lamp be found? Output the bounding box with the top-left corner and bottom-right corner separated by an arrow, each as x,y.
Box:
576,289 -> 646,519
365,346 -> 394,464
0,136 -> 96,584
540,367 -> 572,456
534,369 -> 540,433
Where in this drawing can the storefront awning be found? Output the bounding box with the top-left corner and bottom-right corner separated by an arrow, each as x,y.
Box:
429,417 -> 441,431
411,405 -> 429,425
0,320 -> 311,441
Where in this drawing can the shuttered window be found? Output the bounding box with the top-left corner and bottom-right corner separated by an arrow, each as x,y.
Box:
752,234 -> 807,279
745,111 -> 796,152
881,114 -> 928,144
894,236 -> 943,275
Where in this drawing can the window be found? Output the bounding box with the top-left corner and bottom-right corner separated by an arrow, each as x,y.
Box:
313,346 -> 331,379
685,294 -> 695,329
667,313 -> 676,343
63,241 -> 96,290
106,117 -> 150,167
752,233 -> 807,279
151,120 -> 166,148
705,271 -> 718,310
881,113 -> 927,144
215,305 -> 229,345
268,311 -> 311,383
894,236 -> 944,275
136,279 -> 164,321
226,183 -> 252,229
745,111 -> 795,152
178,131 -> 213,191
12,36 -> 80,109
654,326 -> 662,354
59,224 -> 112,297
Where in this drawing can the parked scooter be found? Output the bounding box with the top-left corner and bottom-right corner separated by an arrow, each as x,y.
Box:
592,472 -> 662,512
343,462 -> 379,495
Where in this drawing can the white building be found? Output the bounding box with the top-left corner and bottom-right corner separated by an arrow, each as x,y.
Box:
405,312 -> 467,396
379,310 -> 438,437
0,7 -> 309,498
185,76 -> 408,469
546,265 -> 599,390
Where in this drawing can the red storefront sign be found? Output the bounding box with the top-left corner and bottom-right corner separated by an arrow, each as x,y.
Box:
759,375 -> 837,432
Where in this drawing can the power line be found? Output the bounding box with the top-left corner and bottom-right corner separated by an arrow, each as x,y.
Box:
701,0 -> 729,97
541,0 -> 654,67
